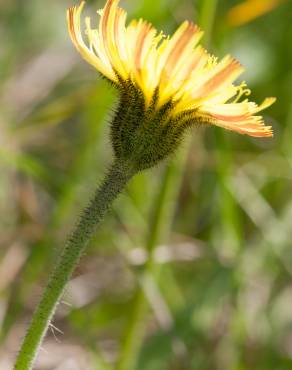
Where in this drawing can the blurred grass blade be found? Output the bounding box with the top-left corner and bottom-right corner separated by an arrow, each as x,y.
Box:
115,139 -> 191,370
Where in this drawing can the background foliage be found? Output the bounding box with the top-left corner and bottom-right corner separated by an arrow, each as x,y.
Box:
0,0 -> 291,369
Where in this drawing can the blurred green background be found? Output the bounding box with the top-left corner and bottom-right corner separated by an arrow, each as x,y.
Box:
0,0 -> 292,369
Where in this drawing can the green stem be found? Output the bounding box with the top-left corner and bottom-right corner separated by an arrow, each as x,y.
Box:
115,167 -> 172,370
116,142 -> 190,370
199,0 -> 218,49
201,0 -> 242,255
14,160 -> 135,370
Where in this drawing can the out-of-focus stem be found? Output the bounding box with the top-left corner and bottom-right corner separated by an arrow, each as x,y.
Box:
199,0 -> 218,48
201,0 -> 242,255
115,142 -> 190,370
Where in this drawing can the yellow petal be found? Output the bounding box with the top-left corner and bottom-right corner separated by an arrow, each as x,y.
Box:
252,97 -> 277,113
67,2 -> 115,80
191,55 -> 244,98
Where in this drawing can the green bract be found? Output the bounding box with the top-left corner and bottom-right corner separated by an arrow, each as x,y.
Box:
111,80 -> 200,171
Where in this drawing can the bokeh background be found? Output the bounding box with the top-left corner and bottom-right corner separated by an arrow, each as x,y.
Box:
0,0 -> 292,369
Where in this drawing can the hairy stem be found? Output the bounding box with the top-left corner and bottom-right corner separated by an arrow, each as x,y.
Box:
14,160 -> 135,370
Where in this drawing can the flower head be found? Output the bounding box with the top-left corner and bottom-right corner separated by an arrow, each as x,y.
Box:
67,1 -> 275,170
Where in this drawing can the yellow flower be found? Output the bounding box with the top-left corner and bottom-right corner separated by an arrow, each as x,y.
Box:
67,0 -> 275,138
